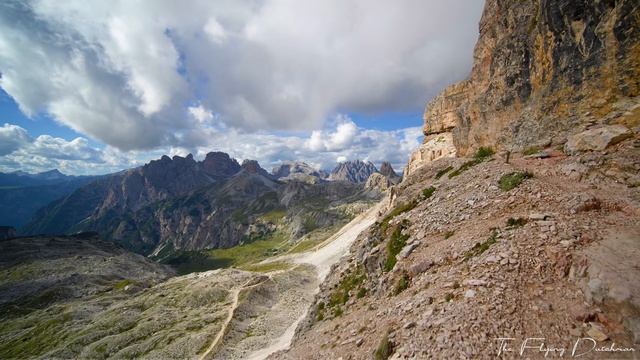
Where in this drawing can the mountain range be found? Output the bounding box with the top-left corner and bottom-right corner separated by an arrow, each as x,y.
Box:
20,154 -> 399,256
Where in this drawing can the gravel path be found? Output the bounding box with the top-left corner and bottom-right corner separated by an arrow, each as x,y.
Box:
242,201 -> 383,360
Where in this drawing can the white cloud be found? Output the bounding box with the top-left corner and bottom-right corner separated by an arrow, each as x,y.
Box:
204,18 -> 228,44
0,0 -> 483,151
305,114 -> 358,151
0,119 -> 422,175
188,105 -> 214,124
0,123 -> 31,155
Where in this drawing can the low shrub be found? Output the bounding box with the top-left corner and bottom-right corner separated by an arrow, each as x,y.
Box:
393,273 -> 410,295
464,231 -> 498,260
422,186 -> 436,199
523,146 -> 542,155
506,217 -> 527,227
448,158 -> 482,178
435,166 -> 453,179
498,171 -> 533,191
374,330 -> 393,360
379,201 -> 418,233
474,146 -> 495,159
383,225 -> 409,272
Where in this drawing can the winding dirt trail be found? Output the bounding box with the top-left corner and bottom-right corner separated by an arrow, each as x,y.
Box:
243,201 -> 384,360
199,277 -> 270,360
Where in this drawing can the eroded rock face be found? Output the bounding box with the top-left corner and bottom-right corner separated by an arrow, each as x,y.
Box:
406,133 -> 457,176
408,0 -> 640,172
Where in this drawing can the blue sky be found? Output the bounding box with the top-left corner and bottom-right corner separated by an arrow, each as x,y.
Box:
0,0 -> 483,175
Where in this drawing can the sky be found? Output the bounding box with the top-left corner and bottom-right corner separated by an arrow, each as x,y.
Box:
0,0 -> 484,175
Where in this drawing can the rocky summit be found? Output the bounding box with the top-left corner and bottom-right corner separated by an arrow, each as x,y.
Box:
272,162 -> 328,184
328,160 -> 379,183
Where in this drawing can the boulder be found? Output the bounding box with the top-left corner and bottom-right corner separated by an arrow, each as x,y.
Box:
564,125 -> 632,155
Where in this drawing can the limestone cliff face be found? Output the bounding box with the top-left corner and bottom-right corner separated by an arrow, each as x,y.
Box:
407,0 -> 640,174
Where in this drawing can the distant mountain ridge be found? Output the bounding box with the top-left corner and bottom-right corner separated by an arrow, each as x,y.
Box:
22,152 -> 242,238
23,152 -> 381,255
0,169 -> 100,228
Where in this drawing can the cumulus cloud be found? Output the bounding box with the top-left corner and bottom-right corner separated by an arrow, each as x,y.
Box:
0,116 -> 421,174
0,0 -> 483,151
0,123 -> 31,155
0,123 -> 119,174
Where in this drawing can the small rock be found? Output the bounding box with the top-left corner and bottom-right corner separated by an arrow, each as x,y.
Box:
398,242 -> 419,260
463,279 -> 487,286
403,321 -> 416,329
356,338 -> 364,347
529,213 -> 551,221
485,255 -> 500,263
464,289 -> 476,298
586,323 -> 609,342
524,151 -> 550,159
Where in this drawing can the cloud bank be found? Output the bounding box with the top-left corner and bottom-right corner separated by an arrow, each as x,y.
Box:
0,117 -> 423,175
0,0 -> 483,174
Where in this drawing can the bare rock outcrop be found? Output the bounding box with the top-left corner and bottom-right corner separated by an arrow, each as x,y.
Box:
407,0 -> 640,174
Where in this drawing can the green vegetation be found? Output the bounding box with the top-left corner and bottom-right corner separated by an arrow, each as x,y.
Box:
448,158 -> 482,178
506,217 -> 527,227
302,216 -> 318,233
259,209 -> 286,223
231,209 -> 248,223
523,146 -> 542,155
464,231 -> 498,260
113,279 -> 133,290
498,171 -> 533,191
158,230 -> 291,275
421,186 -> 436,199
449,147 -> 495,178
374,330 -> 392,360
0,310 -> 73,358
379,201 -> 418,233
435,166 -> 453,179
474,146 -> 495,159
443,230 -> 455,239
240,261 -> 293,273
356,287 -> 367,298
316,266 -> 368,320
316,302 -> 326,321
384,224 -> 409,272
393,273 -> 410,295
444,293 -> 454,302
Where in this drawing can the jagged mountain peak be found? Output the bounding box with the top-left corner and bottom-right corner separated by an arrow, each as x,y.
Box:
379,161 -> 399,179
328,160 -> 378,183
